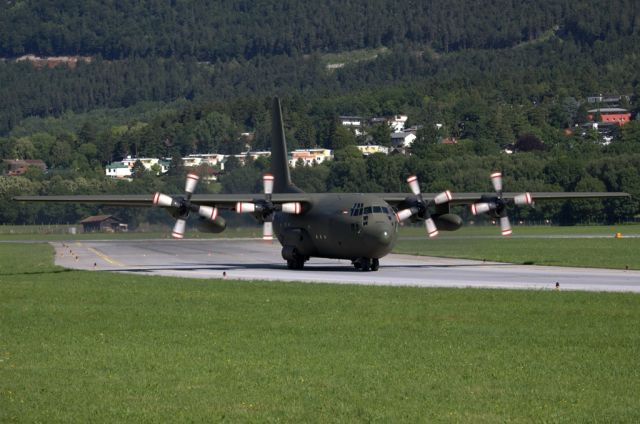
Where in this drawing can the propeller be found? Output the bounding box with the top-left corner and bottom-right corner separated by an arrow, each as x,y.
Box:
152,173 -> 220,239
235,173 -> 302,240
395,175 -> 453,238
470,171 -> 533,236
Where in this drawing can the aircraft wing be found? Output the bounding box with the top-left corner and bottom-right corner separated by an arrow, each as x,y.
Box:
448,191 -> 630,206
13,193 -> 314,210
378,191 -> 630,207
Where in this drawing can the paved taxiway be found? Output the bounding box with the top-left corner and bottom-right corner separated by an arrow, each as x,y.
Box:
52,239 -> 640,292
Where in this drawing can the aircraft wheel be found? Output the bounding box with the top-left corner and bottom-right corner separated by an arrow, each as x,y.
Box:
371,258 -> 379,271
287,257 -> 305,270
360,258 -> 371,272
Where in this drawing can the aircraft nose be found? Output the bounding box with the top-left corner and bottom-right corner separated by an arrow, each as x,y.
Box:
366,221 -> 393,247
377,227 -> 392,246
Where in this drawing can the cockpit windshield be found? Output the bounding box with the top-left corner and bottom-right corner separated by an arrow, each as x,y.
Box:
349,203 -> 390,216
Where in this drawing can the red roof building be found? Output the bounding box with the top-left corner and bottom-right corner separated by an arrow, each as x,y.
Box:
587,108 -> 632,126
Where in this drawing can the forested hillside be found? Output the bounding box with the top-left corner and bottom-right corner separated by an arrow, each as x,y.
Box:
2,0 -> 637,60
1,0 -> 639,227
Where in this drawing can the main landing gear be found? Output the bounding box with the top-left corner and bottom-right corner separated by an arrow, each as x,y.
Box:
287,256 -> 306,270
282,245 -> 308,270
352,258 -> 380,272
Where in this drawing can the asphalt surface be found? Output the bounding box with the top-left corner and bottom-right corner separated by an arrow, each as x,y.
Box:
51,238 -> 640,293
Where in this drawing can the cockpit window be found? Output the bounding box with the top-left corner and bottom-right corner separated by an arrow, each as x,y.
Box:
352,204 -> 390,217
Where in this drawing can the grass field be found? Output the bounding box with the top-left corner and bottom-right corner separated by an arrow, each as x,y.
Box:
394,224 -> 640,270
1,243 -> 640,422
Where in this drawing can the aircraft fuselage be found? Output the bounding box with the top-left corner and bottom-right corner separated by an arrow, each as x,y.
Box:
273,193 -> 398,261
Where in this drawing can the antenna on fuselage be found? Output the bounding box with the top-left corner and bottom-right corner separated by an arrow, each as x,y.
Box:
271,97 -> 302,193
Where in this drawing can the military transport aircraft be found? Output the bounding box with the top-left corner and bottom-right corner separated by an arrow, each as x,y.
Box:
15,98 -> 629,271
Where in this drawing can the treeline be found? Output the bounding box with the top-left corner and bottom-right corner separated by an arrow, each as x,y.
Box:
1,0 -> 638,60
3,136 -> 639,228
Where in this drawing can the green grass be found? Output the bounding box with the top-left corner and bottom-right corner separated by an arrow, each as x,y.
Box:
1,244 -> 640,422
399,223 -> 640,238
395,224 -> 640,269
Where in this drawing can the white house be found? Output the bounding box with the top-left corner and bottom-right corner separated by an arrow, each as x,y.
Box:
391,132 -> 416,148
182,153 -> 225,168
105,162 -> 132,179
389,115 -> 408,132
356,145 -> 390,156
105,156 -> 170,179
339,116 -> 366,136
288,149 -> 334,167
120,156 -> 170,174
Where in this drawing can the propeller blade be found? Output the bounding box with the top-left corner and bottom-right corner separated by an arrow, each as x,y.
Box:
263,221 -> 274,240
396,208 -> 414,222
407,175 -> 421,196
152,192 -> 174,208
514,192 -> 533,205
433,190 -> 452,205
236,202 -> 256,213
490,171 -> 503,193
185,173 -> 199,195
281,202 -> 301,214
425,218 -> 439,238
197,205 -> 218,221
471,202 -> 493,215
172,218 -> 187,239
263,174 -> 274,195
500,216 -> 512,236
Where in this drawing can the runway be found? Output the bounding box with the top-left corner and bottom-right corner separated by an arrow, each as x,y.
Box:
53,239 -> 640,293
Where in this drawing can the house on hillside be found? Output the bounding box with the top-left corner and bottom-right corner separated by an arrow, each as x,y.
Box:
121,156 -> 170,174
3,159 -> 47,176
391,132 -> 416,148
79,215 -> 127,233
370,115 -> 409,133
389,115 -> 408,132
288,149 -> 333,167
339,116 -> 366,136
105,162 -> 132,179
106,156 -> 170,179
587,94 -> 631,106
182,153 -> 225,169
587,108 -> 632,126
356,145 -> 389,156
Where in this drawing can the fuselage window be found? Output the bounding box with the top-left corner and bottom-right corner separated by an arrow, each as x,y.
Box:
373,206 -> 382,213
364,206 -> 372,214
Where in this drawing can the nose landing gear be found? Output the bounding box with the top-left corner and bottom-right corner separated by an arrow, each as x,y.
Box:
352,258 -> 380,272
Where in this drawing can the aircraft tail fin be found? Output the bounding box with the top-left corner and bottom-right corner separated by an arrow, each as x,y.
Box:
271,97 -> 302,193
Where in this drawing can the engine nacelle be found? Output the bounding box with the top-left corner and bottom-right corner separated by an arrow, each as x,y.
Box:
196,216 -> 227,233
431,213 -> 463,231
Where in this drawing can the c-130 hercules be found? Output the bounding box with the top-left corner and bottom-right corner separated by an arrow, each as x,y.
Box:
15,98 -> 629,271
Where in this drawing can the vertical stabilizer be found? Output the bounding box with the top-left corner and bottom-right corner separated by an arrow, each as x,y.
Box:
271,97 -> 302,193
